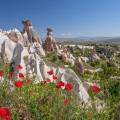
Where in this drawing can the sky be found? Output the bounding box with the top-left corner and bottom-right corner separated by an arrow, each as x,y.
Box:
0,0 -> 120,37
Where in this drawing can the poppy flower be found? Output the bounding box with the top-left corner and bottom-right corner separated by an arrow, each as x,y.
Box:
56,81 -> 65,88
15,80 -> 23,88
65,83 -> 74,91
25,78 -> 31,84
47,69 -> 54,75
18,73 -> 24,78
90,84 -> 101,93
17,64 -> 23,69
8,72 -> 14,77
0,70 -> 3,77
64,99 -> 70,106
0,107 -> 10,120
53,75 -> 57,80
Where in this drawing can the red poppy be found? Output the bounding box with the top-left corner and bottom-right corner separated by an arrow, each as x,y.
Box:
15,80 -> 23,88
18,73 -> 24,78
0,70 -> 3,77
65,83 -> 74,91
53,75 -> 57,80
64,99 -> 70,106
47,69 -> 54,75
17,64 -> 23,69
90,85 -> 101,93
0,107 -> 10,120
25,78 -> 31,84
56,81 -> 65,88
8,72 -> 14,77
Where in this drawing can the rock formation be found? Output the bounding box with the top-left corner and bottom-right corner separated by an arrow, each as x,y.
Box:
22,20 -> 41,44
90,53 -> 100,61
61,48 -> 75,65
75,57 -> 84,74
44,28 -> 59,53
0,21 -> 91,104
22,20 -> 45,57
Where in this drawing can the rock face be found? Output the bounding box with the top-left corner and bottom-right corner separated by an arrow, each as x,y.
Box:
0,30 -> 20,62
44,28 -> 59,53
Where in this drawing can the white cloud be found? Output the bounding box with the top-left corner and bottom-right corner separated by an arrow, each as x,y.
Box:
60,33 -> 73,37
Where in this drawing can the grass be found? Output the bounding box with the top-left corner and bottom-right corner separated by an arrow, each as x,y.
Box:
0,52 -> 119,119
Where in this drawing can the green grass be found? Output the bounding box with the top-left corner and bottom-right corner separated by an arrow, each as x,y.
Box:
0,80 -> 118,120
0,52 -> 120,119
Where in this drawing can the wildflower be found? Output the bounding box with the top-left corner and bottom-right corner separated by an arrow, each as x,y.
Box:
64,99 -> 70,106
90,84 -> 101,93
56,81 -> 65,88
0,70 -> 3,77
18,73 -> 24,78
15,80 -> 23,88
8,71 -> 14,77
41,80 -> 47,85
65,83 -> 74,91
0,107 -> 10,120
53,75 -> 57,80
25,78 -> 31,84
17,64 -> 23,69
47,69 -> 54,75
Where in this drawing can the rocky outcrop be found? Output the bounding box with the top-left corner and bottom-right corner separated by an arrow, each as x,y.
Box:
0,33 -> 90,104
61,48 -> 75,65
0,24 -> 90,104
22,20 -> 42,44
75,57 -> 84,74
22,20 -> 45,56
44,28 -> 59,53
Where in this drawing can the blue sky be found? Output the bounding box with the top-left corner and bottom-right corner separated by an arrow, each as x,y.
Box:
0,0 -> 120,37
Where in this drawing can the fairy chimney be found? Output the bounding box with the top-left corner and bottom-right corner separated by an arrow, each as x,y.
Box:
44,28 -> 58,52
22,19 -> 42,44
